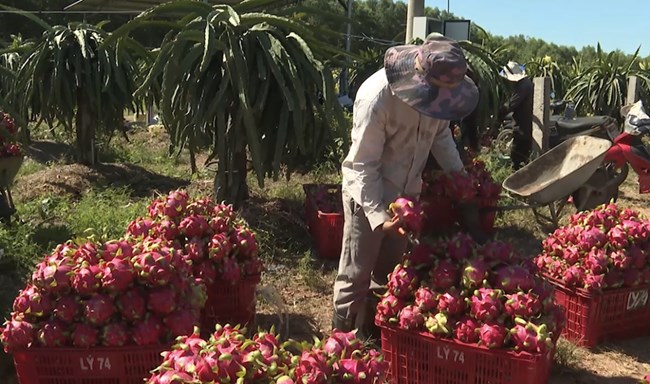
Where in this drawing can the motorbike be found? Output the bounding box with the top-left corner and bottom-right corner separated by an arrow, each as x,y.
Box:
494,99 -> 650,210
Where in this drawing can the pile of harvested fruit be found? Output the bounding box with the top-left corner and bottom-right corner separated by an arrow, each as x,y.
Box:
535,202 -> 650,290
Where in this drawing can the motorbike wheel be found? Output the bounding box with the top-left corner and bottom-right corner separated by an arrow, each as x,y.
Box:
495,128 -> 514,160
571,163 -> 629,211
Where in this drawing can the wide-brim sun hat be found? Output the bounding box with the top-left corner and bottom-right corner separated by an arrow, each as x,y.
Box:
383,35 -> 479,121
500,61 -> 527,82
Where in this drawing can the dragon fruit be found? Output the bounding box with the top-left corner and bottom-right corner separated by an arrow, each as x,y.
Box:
479,241 -> 514,264
127,217 -> 155,238
429,259 -> 458,290
610,250 -> 632,270
74,242 -> 100,265
622,219 -> 648,241
469,288 -> 503,322
148,371 -> 195,384
186,198 -> 216,216
478,322 -> 508,349
404,243 -> 434,268
437,289 -> 466,315
629,245 -> 647,269
510,318 -> 554,354
102,257 -> 136,293
193,260 -> 217,285
132,315 -> 163,345
338,357 -> 373,382
179,215 -> 210,238
71,262 -> 102,296
504,292 -> 542,318
454,316 -> 480,343
72,323 -> 99,348
447,232 -> 474,261
209,233 -> 232,261
37,321 -> 69,347
152,219 -> 180,241
578,227 -> 608,250
584,272 -> 606,291
148,287 -> 177,315
425,312 -> 451,336
133,251 -> 175,287
294,349 -> 332,382
100,239 -> 134,261
12,285 -> 53,318
389,196 -> 423,233
608,225 -> 630,249
116,288 -> 147,322
398,305 -> 425,330
54,295 -> 81,324
323,330 -> 360,359
149,190 -> 190,219
183,237 -> 206,262
414,286 -> 438,312
623,269 -> 643,287
231,227 -> 258,259
462,258 -> 489,289
387,264 -> 419,298
375,294 -> 405,325
562,265 -> 586,288
1,319 -> 34,352
491,265 -> 535,293
585,248 -> 609,275
560,246 -> 581,265
84,294 -> 116,325
209,216 -> 230,234
101,322 -> 129,347
33,257 -> 75,294
220,257 -> 242,283
164,311 -> 197,338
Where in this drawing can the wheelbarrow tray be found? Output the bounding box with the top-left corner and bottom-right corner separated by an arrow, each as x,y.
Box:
502,136 -> 612,205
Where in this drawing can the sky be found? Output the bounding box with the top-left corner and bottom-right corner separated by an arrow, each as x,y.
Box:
424,0 -> 650,56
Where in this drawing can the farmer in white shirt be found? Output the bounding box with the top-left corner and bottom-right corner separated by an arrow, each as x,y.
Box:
332,35 -> 483,338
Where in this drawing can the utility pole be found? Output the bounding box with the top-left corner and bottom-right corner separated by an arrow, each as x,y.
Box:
339,0 -> 353,96
406,0 -> 425,43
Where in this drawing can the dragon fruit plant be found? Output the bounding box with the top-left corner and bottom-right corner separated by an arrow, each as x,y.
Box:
0,112 -> 22,158
126,189 -> 264,285
145,326 -> 389,384
376,234 -> 565,355
1,237 -> 207,352
535,203 -> 650,291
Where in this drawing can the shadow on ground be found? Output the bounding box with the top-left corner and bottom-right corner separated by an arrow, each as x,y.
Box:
598,336 -> 650,365
551,367 -> 641,384
27,140 -> 75,164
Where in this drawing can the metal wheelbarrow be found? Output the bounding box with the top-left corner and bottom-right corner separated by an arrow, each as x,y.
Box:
494,136 -> 616,230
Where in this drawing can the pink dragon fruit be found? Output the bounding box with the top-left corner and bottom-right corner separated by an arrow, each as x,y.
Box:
149,190 -> 190,219
462,258 -> 489,289
133,251 -> 175,287
186,198 -> 216,216
100,239 -> 134,261
561,246 -> 581,265
375,294 -> 405,325
184,237 -> 207,262
116,288 -> 146,322
478,322 -> 507,349
454,316 -> 480,344
389,196 -> 423,233
148,287 -> 177,315
622,219 -> 648,242
54,295 -> 81,324
608,225 -> 630,249
479,241 -> 515,264
101,322 -> 129,347
1,319 -> 34,352
429,259 -> 459,290
610,250 -> 632,270
209,216 -> 230,234
414,286 -> 438,312
220,257 -> 242,283
398,305 -> 425,330
193,260 -> 217,285
469,288 -> 504,322
72,323 -> 99,348
152,219 -> 180,241
231,227 -> 258,259
447,232 -> 474,261
578,227 -> 608,251
629,245 -> 647,269
437,288 -> 466,315
491,265 -> 535,293
584,272 -> 606,291
294,349 -> 332,383
132,315 -> 163,345
37,321 -> 69,347
338,357 -> 373,382
562,265 -> 586,288
623,269 -> 643,287
209,233 -> 232,261
127,217 -> 155,238
510,318 -> 554,354
504,292 -> 542,318
84,294 -> 116,325
404,243 -> 434,268
148,370 -> 195,384
164,311 -> 197,338
425,312 -> 451,336
33,257 -> 75,294
12,285 -> 53,318
72,262 -> 102,296
387,264 -> 419,298
585,248 -> 609,275
74,242 -> 100,265
179,215 -> 210,238
102,257 -> 136,293
323,330 -> 360,359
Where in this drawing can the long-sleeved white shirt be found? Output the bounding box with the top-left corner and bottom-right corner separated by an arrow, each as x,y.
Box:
341,68 -> 465,231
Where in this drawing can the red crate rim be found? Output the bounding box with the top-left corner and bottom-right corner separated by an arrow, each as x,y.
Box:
542,273 -> 650,299
12,344 -> 169,355
377,323 -> 551,361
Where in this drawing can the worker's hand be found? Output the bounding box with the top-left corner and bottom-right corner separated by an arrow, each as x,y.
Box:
381,215 -> 405,237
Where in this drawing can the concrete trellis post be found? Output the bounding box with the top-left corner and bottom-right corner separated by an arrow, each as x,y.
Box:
532,77 -> 551,154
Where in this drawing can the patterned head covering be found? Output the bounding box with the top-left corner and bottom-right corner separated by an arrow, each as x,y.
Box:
384,34 -> 479,120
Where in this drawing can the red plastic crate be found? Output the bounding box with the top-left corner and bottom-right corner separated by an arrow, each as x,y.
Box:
421,196 -> 459,236
201,274 -> 261,331
379,326 -> 553,384
478,197 -> 499,235
13,344 -> 167,384
303,184 -> 344,259
546,276 -> 650,348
